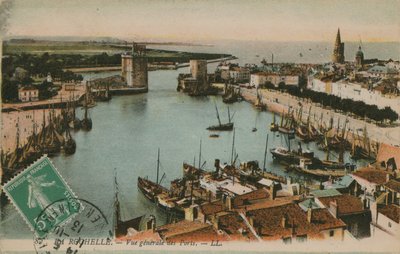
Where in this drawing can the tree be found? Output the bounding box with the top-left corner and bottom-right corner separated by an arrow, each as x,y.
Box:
1,78 -> 19,102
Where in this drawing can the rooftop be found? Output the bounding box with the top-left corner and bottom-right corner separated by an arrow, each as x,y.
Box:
376,143 -> 400,170
247,203 -> 314,239
352,167 -> 389,185
233,188 -> 270,208
246,203 -> 344,240
384,179 -> 400,193
200,200 -> 225,216
368,65 -> 398,74
217,212 -> 257,241
317,194 -> 365,215
311,208 -> 347,231
156,220 -> 211,241
331,175 -> 355,189
378,204 -> 400,223
310,189 -> 342,198
299,199 -> 320,211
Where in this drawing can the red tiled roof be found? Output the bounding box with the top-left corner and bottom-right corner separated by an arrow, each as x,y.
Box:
311,208 -> 346,231
377,143 -> 400,169
233,188 -> 270,208
384,179 -> 400,193
217,212 -> 258,241
200,200 -> 225,216
166,224 -> 229,242
317,194 -> 365,215
156,220 -> 210,240
352,168 -> 389,185
247,203 -> 312,239
378,204 -> 400,223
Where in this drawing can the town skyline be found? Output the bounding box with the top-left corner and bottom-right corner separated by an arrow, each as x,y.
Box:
1,0 -> 399,43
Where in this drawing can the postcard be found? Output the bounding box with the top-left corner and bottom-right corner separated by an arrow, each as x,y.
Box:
1,0 -> 400,253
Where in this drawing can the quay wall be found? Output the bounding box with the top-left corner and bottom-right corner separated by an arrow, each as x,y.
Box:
240,88 -> 400,147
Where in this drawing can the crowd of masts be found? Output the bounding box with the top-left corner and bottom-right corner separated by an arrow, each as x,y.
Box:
1,91 -> 93,184
270,104 -> 378,160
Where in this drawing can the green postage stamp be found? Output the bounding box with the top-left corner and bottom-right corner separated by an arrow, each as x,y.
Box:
3,156 -> 82,237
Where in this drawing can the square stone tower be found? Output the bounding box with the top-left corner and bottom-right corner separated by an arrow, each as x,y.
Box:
121,42 -> 148,89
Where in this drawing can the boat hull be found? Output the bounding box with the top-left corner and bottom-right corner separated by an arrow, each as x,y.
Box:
207,122 -> 234,131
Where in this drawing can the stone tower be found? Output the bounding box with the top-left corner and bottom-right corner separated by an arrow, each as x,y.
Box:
355,45 -> 364,68
190,60 -> 208,88
332,28 -> 345,64
121,42 -> 148,90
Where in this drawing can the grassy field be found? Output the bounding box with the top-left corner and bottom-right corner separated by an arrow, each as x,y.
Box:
3,41 -> 124,55
3,40 -> 232,64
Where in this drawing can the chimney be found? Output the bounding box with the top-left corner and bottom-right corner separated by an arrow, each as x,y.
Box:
281,215 -> 289,228
329,200 -> 338,218
307,207 -> 313,223
226,196 -> 233,211
291,219 -> 296,237
214,159 -> 220,175
270,183 -> 276,200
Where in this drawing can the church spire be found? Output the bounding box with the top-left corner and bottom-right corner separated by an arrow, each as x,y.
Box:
332,28 -> 345,64
335,28 -> 341,45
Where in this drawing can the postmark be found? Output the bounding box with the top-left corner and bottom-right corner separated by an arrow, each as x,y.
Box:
33,198 -> 111,254
3,155 -> 82,238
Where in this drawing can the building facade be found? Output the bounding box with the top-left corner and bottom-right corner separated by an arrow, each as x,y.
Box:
308,78 -> 400,115
18,86 -> 39,102
250,72 -> 299,88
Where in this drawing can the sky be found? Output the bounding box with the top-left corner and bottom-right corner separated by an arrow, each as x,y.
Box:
1,0 -> 399,42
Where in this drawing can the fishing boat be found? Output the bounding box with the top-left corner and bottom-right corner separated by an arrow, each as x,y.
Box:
114,170 -> 145,237
137,149 -> 168,202
278,109 -> 295,136
81,92 -> 93,131
137,149 -> 187,217
271,140 -> 316,165
207,103 -> 234,131
270,113 -> 279,132
209,134 -> 219,138
254,88 -> 267,111
222,83 -> 240,104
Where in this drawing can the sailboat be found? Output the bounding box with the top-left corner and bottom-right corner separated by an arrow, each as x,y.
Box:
222,83 -> 240,104
63,110 -> 76,155
270,112 -> 279,132
254,88 -> 267,111
114,170 -> 145,238
207,103 -> 234,131
137,149 -> 169,202
81,88 -> 93,131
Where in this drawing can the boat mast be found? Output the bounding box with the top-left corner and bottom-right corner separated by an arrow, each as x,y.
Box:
263,134 -> 269,172
156,148 -> 160,184
198,139 -> 202,169
113,168 -> 120,236
215,103 -> 222,126
230,128 -> 235,165
228,107 -> 231,124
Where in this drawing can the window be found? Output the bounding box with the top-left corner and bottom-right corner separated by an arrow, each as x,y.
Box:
296,235 -> 307,243
329,230 -> 334,237
388,222 -> 392,228
282,237 -> 292,244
